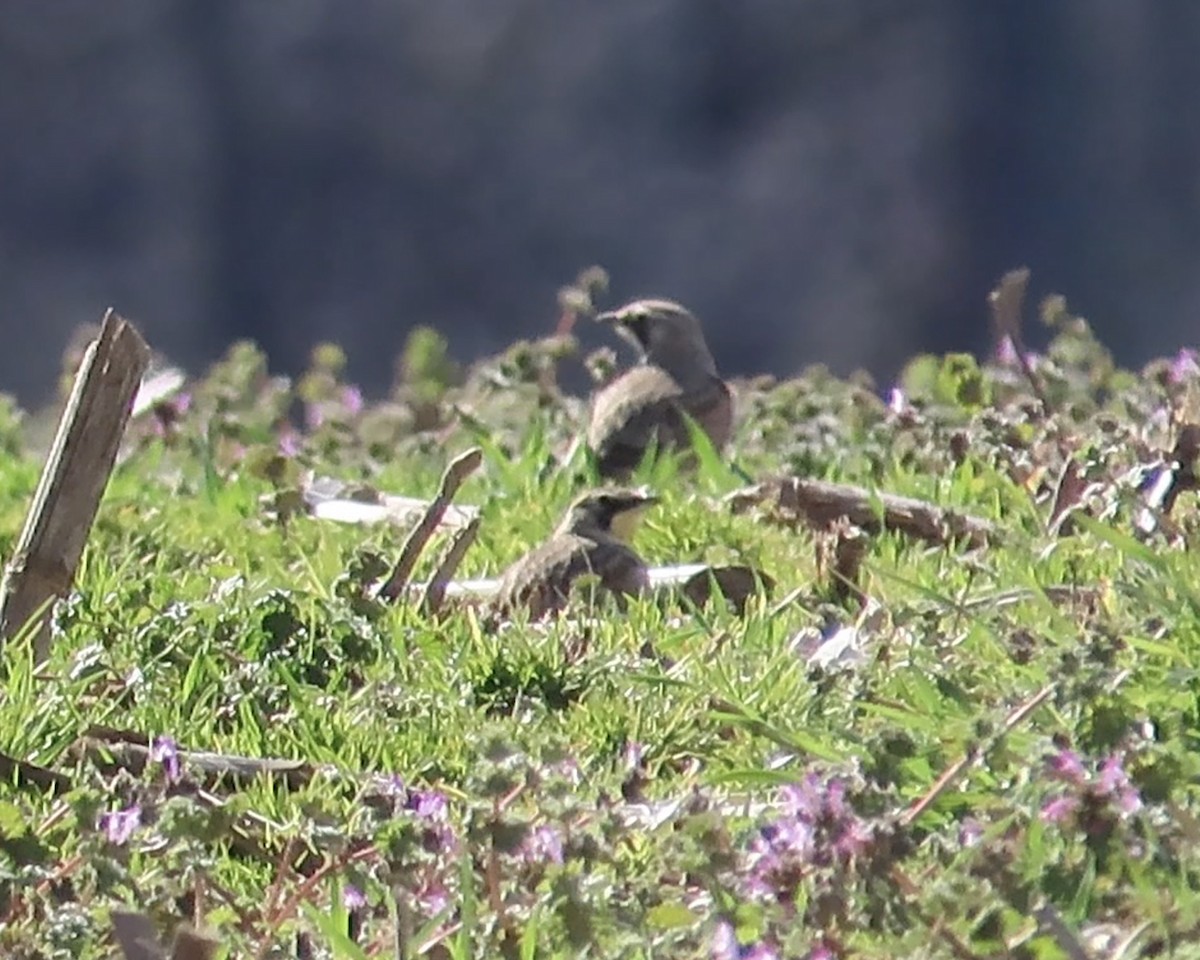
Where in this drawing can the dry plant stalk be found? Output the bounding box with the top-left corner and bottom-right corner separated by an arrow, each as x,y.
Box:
727,476 -> 994,549
989,266 -> 1052,414
419,515 -> 482,615
377,446 -> 483,600
0,310 -> 150,663
816,518 -> 869,605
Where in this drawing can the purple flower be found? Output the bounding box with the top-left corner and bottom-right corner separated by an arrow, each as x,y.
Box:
150,735 -> 181,784
1169,348 -> 1200,384
342,385 -> 365,416
405,789 -> 457,856
807,944 -> 836,960
779,773 -> 824,821
957,817 -> 983,849
378,774 -> 406,796
831,817 -> 874,861
886,387 -> 908,415
99,804 -> 142,845
1040,749 -> 1144,829
520,824 -> 564,866
1040,794 -> 1081,825
278,427 -> 302,458
711,923 -> 781,960
712,921 -> 739,960
1096,756 -> 1142,814
342,884 -> 367,910
1045,749 -> 1087,785
742,771 -> 877,903
416,881 -> 450,917
406,790 -> 448,822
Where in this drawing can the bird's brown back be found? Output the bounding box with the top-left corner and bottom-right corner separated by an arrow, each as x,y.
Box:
589,366 -> 732,479
492,530 -> 649,621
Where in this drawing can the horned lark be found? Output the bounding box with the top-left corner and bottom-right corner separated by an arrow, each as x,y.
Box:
492,488 -> 657,620
588,299 -> 732,479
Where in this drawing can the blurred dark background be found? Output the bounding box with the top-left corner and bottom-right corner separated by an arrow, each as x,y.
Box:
1,2 -> 1198,405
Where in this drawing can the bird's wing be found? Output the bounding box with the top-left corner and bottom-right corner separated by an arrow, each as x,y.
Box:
588,367 -> 688,478
493,535 -> 647,620
588,367 -> 732,478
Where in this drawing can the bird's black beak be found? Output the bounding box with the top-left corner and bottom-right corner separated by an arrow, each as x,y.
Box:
597,310 -> 649,348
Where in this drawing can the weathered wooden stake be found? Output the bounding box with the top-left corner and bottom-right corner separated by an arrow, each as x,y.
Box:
0,310 -> 149,662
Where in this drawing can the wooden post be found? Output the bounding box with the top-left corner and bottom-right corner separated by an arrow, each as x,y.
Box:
0,310 -> 149,662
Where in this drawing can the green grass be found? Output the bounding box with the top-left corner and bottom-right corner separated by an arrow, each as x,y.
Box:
1,311 -> 1200,958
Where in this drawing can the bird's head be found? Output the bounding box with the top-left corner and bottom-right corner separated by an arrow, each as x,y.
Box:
596,299 -> 718,384
561,487 -> 659,541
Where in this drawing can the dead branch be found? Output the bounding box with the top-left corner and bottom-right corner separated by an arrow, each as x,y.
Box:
0,310 -> 149,662
76,733 -> 320,791
419,515 -> 482,616
726,476 -> 995,549
377,447 -> 483,601
0,748 -> 72,793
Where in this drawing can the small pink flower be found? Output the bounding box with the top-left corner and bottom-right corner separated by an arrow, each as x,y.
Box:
712,921 -> 738,960
278,427 -> 302,458
1040,794 -> 1080,825
1097,757 -> 1142,814
150,735 -> 181,784
1169,348 -> 1200,384
99,804 -> 142,845
342,385 -> 364,416
1045,749 -> 1087,785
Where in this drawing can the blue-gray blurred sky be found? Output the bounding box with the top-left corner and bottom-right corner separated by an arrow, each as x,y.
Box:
1,2 -> 1198,402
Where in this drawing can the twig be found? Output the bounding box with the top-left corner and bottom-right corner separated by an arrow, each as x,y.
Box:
377,447 -> 483,601
0,310 -> 150,662
420,516 -> 482,615
726,476 -> 995,549
75,735 -> 318,790
901,683 -> 1054,826
0,748 -> 72,793
989,267 -> 1052,417
255,845 -> 377,960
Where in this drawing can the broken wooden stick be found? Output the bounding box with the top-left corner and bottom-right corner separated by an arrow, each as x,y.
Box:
725,476 -> 995,549
0,748 -> 73,793
377,447 -> 483,601
419,515 -> 482,616
0,310 -> 150,662
76,733 -> 320,791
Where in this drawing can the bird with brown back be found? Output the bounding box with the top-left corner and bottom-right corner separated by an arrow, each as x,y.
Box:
491,488 -> 657,621
587,299 -> 732,480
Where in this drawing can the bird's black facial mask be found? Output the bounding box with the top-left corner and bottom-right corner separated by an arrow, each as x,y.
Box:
620,315 -> 650,350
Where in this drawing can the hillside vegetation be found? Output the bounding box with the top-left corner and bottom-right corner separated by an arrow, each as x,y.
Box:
1,287 -> 1199,959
